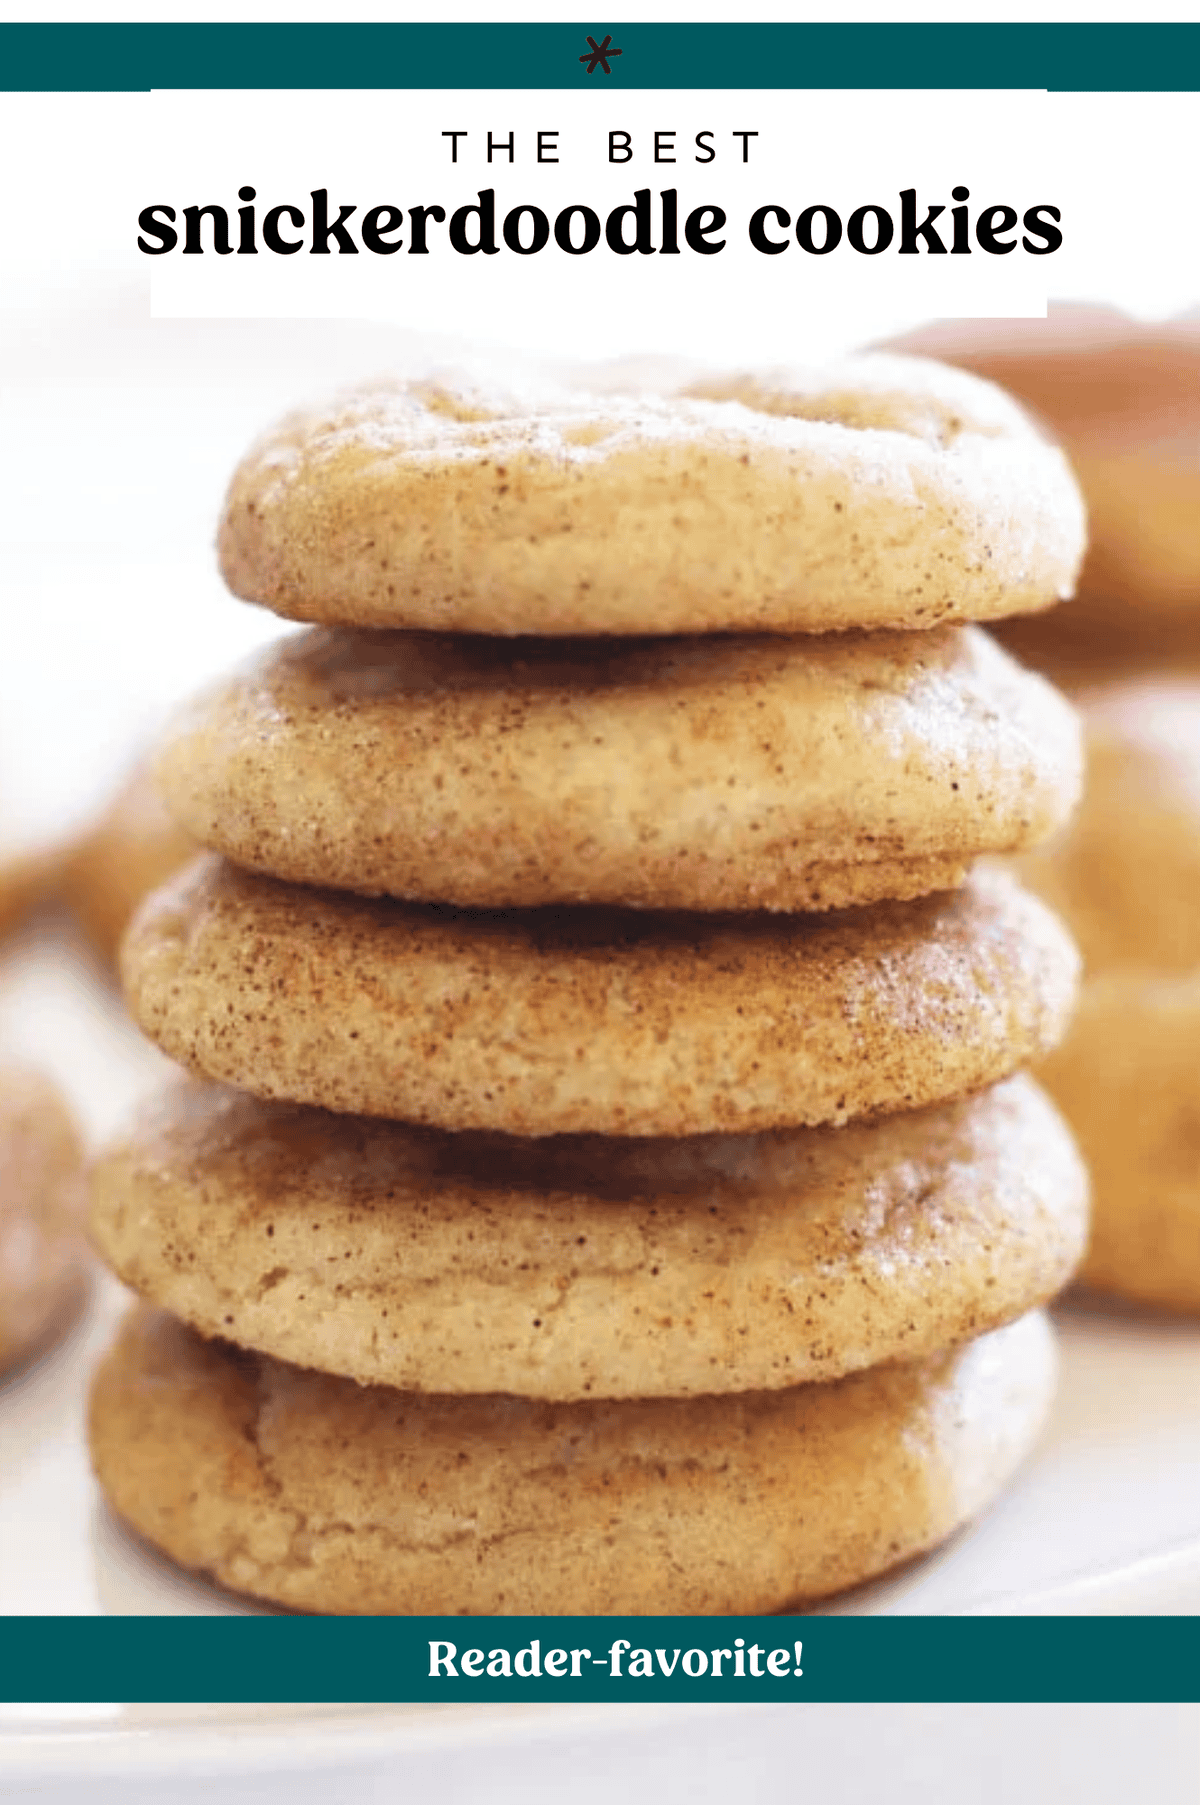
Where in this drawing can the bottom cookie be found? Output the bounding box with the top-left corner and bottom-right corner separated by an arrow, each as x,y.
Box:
1039,973 -> 1200,1313
89,1305 -> 1056,1615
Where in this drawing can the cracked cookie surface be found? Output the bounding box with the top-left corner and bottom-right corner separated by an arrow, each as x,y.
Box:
89,1304 -> 1057,1614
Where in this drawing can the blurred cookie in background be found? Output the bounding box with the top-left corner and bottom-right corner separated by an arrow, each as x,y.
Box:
0,847 -> 59,950
1019,681 -> 1200,973
885,304 -> 1200,676
0,1068 -> 88,1375
62,760 -> 196,973
1017,681 -> 1200,1313
1039,974 -> 1200,1314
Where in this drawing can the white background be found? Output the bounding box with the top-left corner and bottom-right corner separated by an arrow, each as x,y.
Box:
6,83 -> 1200,355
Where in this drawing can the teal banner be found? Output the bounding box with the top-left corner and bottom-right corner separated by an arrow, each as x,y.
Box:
2,23 -> 1199,92
1,1618 -> 1194,1703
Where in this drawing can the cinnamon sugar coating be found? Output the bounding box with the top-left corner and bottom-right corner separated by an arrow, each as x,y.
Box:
889,308 -> 1200,655
120,858 -> 1080,1138
91,1073 -> 1086,1399
156,623 -> 1081,913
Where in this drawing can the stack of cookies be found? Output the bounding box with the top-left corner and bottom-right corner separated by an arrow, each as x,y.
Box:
89,355 -> 1091,1614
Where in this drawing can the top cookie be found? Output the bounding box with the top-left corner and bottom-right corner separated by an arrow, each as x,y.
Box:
217,355 -> 1086,638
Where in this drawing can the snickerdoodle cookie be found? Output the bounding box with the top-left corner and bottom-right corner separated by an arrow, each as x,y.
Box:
121,858 -> 1079,1138
90,1072 -> 1087,1400
0,1069 -> 87,1374
89,1303 -> 1057,1614
217,356 -> 1085,638
156,623 -> 1082,913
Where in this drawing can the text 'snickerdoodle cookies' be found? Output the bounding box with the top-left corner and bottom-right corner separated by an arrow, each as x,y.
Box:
90,1304 -> 1057,1615
157,623 -> 1083,913
217,356 -> 1086,638
90,1073 -> 1087,1400
121,858 -> 1079,1138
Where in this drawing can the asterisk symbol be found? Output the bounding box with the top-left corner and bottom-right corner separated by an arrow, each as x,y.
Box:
579,33 -> 622,74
